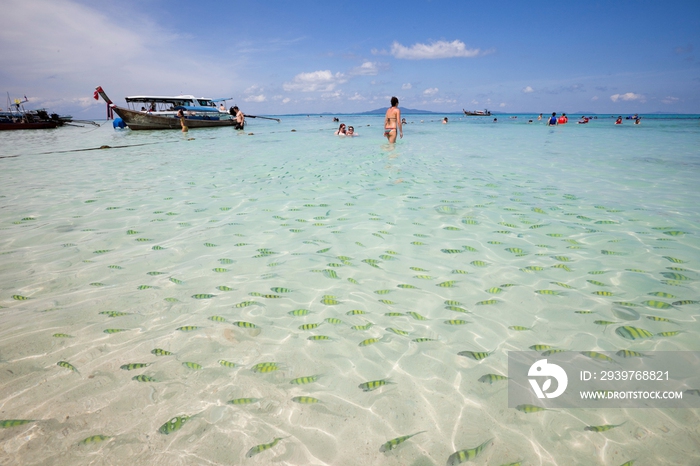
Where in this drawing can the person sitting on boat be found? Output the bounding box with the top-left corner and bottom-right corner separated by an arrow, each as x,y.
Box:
231,106 -> 245,130
149,102 -> 156,112
335,123 -> 347,135
219,103 -> 226,112
141,106 -> 147,112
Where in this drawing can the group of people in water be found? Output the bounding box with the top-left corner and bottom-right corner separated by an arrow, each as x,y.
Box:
335,96 -> 405,142
546,112 -> 640,126
333,97 -> 645,140
334,123 -> 357,137
175,105 -> 245,133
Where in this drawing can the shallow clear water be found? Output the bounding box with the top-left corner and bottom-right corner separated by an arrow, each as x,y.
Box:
1,115 -> 699,465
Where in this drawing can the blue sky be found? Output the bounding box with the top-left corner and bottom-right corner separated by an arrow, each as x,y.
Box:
2,0 -> 699,118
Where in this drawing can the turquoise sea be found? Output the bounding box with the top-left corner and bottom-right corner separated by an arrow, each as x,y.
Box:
1,113 -> 699,465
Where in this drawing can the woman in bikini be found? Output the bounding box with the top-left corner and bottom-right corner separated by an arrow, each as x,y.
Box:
384,96 -> 402,143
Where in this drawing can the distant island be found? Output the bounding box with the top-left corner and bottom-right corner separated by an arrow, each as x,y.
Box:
359,107 -> 441,115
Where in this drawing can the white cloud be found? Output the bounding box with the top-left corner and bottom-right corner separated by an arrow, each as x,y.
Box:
401,83 -> 412,90
390,40 -> 490,59
431,98 -> 457,104
245,85 -> 263,94
522,86 -> 534,93
282,98 -> 291,104
610,92 -> 645,102
244,94 -> 266,103
322,90 -> 343,99
0,0 -> 245,117
423,87 -> 439,96
499,103 -> 506,108
591,96 -> 599,101
661,96 -> 680,104
283,70 -> 347,92
350,61 -> 380,76
348,93 -> 365,101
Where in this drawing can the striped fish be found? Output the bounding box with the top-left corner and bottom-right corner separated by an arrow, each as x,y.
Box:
358,379 -> 393,392
159,415 -> 189,434
477,373 -> 508,384
379,431 -> 426,452
585,422 -> 626,432
542,349 -> 567,356
79,435 -> 111,445
307,335 -> 331,341
252,362 -> 279,373
581,351 -> 616,363
292,396 -> 320,404
615,350 -> 648,358
458,351 -> 491,361
227,398 -> 259,405
57,361 -> 79,373
246,438 -> 284,458
132,375 -> 157,382
120,363 -> 150,371
515,404 -> 547,413
615,326 -> 654,340
446,438 -> 493,465
359,338 -> 380,347
231,321 -> 257,329
290,375 -> 319,385
0,420 -> 35,428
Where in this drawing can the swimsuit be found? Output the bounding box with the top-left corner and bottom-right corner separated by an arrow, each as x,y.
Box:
385,116 -> 397,135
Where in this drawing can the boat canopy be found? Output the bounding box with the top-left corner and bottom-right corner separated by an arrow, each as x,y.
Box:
125,95 -> 232,106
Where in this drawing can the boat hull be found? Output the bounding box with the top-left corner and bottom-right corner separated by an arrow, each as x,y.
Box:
0,121 -> 60,130
113,106 -> 239,130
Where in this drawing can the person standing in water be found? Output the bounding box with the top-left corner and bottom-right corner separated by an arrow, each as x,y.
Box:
384,96 -> 402,143
177,109 -> 188,133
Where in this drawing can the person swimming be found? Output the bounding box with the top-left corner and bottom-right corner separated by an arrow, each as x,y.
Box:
384,97 -> 402,143
335,123 -> 346,135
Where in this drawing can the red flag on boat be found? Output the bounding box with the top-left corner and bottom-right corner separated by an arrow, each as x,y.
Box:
93,86 -> 103,100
